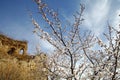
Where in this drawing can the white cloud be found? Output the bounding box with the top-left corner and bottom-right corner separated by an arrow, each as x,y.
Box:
33,35 -> 55,54
83,0 -> 111,36
112,9 -> 120,30
40,39 -> 55,53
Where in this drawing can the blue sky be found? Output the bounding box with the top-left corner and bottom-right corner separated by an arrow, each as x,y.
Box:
0,0 -> 120,54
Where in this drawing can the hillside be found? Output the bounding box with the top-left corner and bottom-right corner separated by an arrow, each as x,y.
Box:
0,34 -> 48,80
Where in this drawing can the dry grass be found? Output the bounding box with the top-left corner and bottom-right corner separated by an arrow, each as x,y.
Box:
0,59 -> 29,80
0,53 -> 48,80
